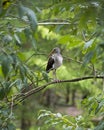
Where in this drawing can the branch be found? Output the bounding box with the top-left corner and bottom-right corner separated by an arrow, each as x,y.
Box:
5,16 -> 70,25
38,22 -> 70,25
12,75 -> 104,107
38,19 -> 70,25
25,52 -> 47,63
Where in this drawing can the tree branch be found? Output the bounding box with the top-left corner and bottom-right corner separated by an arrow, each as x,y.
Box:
38,19 -> 70,25
38,22 -> 70,25
12,75 -> 104,107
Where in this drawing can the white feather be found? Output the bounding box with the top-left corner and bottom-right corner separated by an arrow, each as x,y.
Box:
52,54 -> 63,69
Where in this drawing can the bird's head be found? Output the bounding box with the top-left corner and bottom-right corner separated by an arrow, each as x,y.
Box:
48,47 -> 60,57
53,47 -> 60,53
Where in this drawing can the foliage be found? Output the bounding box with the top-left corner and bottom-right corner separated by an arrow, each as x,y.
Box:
0,0 -> 104,129
82,94 -> 104,115
38,110 -> 93,130
38,93 -> 104,130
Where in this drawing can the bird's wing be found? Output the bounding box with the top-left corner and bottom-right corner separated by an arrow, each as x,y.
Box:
46,56 -> 54,73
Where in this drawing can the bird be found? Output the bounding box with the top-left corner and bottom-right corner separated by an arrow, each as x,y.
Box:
46,47 -> 63,81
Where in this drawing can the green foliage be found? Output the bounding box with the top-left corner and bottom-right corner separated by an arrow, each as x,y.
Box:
0,102 -> 16,129
94,121 -> 104,130
1,54 -> 11,78
82,94 -> 104,115
38,110 -> 75,129
38,93 -> 104,129
18,3 -> 38,31
57,34 -> 84,48
38,110 -> 93,130
0,0 -> 104,129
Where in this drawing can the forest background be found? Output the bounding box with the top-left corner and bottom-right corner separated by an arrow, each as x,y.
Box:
0,0 -> 104,130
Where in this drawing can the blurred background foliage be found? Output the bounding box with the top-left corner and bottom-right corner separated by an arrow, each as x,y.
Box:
0,0 -> 104,129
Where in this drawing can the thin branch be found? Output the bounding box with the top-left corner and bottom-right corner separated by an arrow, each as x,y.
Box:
38,19 -> 70,25
12,75 -> 104,107
10,96 -> 13,115
38,22 -> 70,25
25,52 -> 47,63
3,16 -> 70,26
39,19 -> 70,22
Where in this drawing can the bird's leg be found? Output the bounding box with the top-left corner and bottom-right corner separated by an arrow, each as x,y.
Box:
53,69 -> 57,81
53,69 -> 61,82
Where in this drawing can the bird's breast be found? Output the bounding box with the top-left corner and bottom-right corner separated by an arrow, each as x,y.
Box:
53,54 -> 63,69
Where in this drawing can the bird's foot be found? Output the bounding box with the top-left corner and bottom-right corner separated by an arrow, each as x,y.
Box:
53,79 -> 61,83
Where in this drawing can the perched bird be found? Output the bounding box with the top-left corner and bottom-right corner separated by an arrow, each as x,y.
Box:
46,47 -> 63,81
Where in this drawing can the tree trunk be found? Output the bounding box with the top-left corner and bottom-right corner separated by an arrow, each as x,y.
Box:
72,89 -> 76,106
21,101 -> 31,130
65,86 -> 70,104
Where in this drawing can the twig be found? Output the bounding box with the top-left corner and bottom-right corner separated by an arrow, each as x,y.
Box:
25,52 -> 47,63
38,22 -> 70,25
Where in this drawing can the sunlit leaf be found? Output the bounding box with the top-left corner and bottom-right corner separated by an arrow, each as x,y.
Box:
57,35 -> 83,48
14,34 -> 21,46
84,39 -> 95,49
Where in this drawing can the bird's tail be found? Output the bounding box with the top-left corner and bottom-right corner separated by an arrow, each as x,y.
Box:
46,68 -> 53,73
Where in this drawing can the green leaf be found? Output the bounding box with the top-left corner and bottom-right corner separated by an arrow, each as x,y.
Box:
19,65 -> 26,80
14,34 -> 21,46
94,121 -> 104,130
57,34 -> 83,48
75,127 -> 83,130
42,71 -> 48,82
8,123 -> 16,130
24,27 -> 31,38
30,34 -> 37,49
84,39 -> 95,49
18,4 -> 38,31
0,81 -> 11,99
15,79 -> 22,90
0,87 -> 5,100
82,38 -> 97,54
82,51 -> 94,66
38,110 -> 51,120
10,53 -> 19,70
95,99 -> 104,114
1,55 -> 11,78
3,34 -> 12,44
